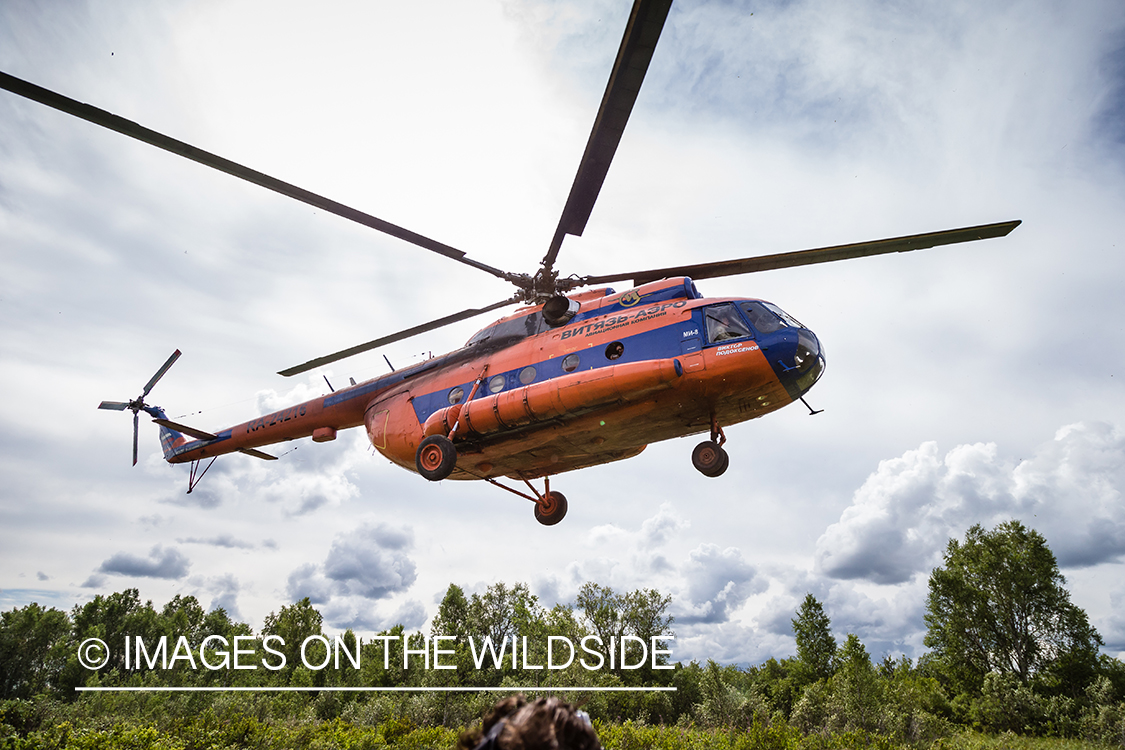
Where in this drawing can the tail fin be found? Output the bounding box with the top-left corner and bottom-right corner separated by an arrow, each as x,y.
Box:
143,406 -> 190,461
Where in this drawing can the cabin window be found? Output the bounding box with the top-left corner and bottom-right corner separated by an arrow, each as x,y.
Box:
705,303 -> 752,343
519,366 -> 537,384
562,353 -> 580,372
488,374 -> 506,394
605,341 -> 624,360
447,386 -> 465,405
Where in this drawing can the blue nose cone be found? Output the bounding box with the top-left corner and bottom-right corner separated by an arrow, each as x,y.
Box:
760,327 -> 826,401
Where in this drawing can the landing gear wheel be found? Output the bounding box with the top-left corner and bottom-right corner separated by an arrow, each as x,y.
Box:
534,490 -> 568,526
692,441 -> 729,477
416,435 -> 457,481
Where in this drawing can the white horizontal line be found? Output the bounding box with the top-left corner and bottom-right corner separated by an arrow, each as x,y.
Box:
76,686 -> 675,693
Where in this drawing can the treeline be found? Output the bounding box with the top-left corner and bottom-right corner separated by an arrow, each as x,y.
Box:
0,582 -> 674,696
2,521 -> 1125,748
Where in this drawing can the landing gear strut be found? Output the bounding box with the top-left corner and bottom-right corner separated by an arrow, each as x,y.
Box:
692,415 -> 729,477
482,473 -> 568,526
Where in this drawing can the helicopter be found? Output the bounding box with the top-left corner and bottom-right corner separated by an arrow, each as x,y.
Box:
0,0 -> 1019,525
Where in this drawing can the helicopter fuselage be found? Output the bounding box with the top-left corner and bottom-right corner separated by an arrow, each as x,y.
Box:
160,276 -> 825,481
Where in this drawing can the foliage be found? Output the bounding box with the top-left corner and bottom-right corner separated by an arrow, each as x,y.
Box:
792,594 -> 836,685
0,604 -> 70,699
1,562 -> 1124,747
924,521 -> 1103,696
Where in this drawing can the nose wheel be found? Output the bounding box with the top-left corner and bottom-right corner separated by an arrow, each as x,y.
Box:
692,414 -> 729,477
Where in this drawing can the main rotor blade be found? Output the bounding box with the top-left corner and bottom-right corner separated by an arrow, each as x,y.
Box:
278,295 -> 523,377
583,220 -> 1022,287
539,0 -> 673,276
132,411 -> 139,466
141,349 -> 181,397
0,71 -> 514,283
98,401 -> 131,411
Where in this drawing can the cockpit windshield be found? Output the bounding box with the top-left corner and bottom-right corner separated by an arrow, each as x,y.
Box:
466,311 -> 546,347
762,301 -> 804,328
739,300 -> 804,333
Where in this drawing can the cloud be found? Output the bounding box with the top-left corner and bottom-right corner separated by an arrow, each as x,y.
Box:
177,534 -> 256,549
80,574 -> 108,589
323,524 -> 417,598
206,574 -> 244,621
321,597 -> 428,633
284,523 -> 418,629
162,488 -> 223,509
287,563 -> 333,605
677,544 -> 766,625
97,545 -> 190,580
639,503 -> 690,548
260,456 -> 363,517
1013,422 -> 1125,567
1105,584 -> 1125,655
815,422 -> 1125,584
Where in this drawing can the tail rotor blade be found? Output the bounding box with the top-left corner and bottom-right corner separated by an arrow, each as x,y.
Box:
132,411 -> 140,466
142,349 -> 181,397
98,400 -> 131,411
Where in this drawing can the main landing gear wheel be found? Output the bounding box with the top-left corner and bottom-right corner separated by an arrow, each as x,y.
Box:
692,441 -> 729,477
534,490 -> 568,526
416,435 -> 457,481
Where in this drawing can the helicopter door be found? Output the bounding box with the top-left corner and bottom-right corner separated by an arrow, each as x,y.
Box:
680,331 -> 705,373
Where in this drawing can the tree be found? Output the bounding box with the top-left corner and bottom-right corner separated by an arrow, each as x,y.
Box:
575,583 -> 674,685
622,588 -> 674,650
832,634 -> 882,731
160,595 -> 206,645
262,597 -> 324,679
924,520 -> 1102,695
432,584 -> 470,641
576,583 -> 624,654
792,593 -> 836,683
69,589 -> 162,678
467,582 -> 537,649
620,587 -> 674,684
0,603 -> 71,699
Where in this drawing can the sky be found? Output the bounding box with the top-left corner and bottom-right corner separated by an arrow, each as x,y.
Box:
2,0 -> 1125,669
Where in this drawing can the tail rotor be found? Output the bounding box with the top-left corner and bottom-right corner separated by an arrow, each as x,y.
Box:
98,349 -> 181,465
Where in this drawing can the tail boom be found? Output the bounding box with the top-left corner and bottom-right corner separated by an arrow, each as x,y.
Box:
158,389 -> 375,464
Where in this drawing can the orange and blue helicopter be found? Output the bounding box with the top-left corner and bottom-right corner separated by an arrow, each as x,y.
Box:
1,0 -> 1018,525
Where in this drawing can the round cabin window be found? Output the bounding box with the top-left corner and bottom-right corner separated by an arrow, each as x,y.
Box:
519,366 -> 537,384
488,374 -> 506,394
605,341 -> 624,360
447,386 -> 465,405
562,353 -> 580,372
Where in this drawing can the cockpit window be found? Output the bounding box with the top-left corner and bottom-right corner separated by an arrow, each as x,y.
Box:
704,303 -> 752,343
739,301 -> 786,333
466,311 -> 546,347
762,301 -> 804,328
